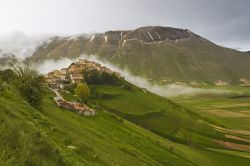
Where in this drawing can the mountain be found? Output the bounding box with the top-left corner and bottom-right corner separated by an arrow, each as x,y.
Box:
30,26 -> 250,84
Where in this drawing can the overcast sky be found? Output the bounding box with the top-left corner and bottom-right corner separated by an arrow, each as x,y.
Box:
0,0 -> 249,51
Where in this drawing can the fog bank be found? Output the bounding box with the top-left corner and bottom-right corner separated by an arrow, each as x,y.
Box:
34,54 -> 226,97
0,31 -> 51,59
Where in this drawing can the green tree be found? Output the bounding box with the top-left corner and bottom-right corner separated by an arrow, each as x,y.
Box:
83,70 -> 120,85
74,83 -> 91,102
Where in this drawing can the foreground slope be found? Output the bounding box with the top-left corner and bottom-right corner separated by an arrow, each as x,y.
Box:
89,84 -> 219,147
87,83 -> 250,150
30,26 -> 250,84
1,87 -> 250,165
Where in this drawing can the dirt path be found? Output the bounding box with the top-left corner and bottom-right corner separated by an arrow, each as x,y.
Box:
50,88 -> 64,100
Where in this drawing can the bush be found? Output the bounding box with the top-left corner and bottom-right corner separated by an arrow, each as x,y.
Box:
0,79 -> 8,92
14,67 -> 44,108
0,69 -> 16,83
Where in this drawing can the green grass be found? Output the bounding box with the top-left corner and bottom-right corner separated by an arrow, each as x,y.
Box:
85,84 -> 250,149
60,90 -> 78,102
171,86 -> 250,131
0,89 -> 65,165
1,87 -> 250,165
91,85 -> 182,115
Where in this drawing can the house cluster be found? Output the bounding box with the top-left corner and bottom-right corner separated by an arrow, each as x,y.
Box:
44,59 -> 122,88
53,96 -> 96,116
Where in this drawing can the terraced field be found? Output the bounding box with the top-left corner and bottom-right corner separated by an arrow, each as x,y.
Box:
171,86 -> 250,152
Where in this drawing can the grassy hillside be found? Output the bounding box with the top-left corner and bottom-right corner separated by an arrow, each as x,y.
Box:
1,85 -> 250,165
87,83 -> 250,148
58,80 -> 250,151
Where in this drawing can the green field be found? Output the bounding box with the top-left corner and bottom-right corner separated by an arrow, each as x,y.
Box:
171,86 -> 250,130
171,86 -> 250,151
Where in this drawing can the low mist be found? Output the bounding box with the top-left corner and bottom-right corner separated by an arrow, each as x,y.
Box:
0,31 -> 51,59
34,58 -> 74,74
33,54 -> 226,97
0,31 -> 225,97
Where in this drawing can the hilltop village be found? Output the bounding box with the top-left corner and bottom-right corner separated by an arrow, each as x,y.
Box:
44,59 -> 122,88
44,59 -> 123,116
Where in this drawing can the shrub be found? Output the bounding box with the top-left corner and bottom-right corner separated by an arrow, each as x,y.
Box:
0,79 -> 8,92
0,69 -> 16,83
14,67 -> 44,108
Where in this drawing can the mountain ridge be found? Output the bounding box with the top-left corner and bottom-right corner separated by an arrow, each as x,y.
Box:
29,26 -> 250,84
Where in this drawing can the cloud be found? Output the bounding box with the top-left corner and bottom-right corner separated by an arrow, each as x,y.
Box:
33,58 -> 73,74
0,31 -> 51,59
80,55 -> 227,97
33,54 -> 227,97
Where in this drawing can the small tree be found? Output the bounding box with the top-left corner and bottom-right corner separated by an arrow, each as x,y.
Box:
74,83 -> 90,102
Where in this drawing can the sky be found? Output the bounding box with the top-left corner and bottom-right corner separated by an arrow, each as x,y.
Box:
0,0 -> 250,51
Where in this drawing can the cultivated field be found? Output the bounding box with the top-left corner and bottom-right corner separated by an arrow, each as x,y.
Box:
171,86 -> 250,154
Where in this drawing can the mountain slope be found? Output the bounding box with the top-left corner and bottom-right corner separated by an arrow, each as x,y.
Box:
1,85 -> 250,165
30,26 -> 250,84
59,78 -> 250,151
89,84 -> 221,147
